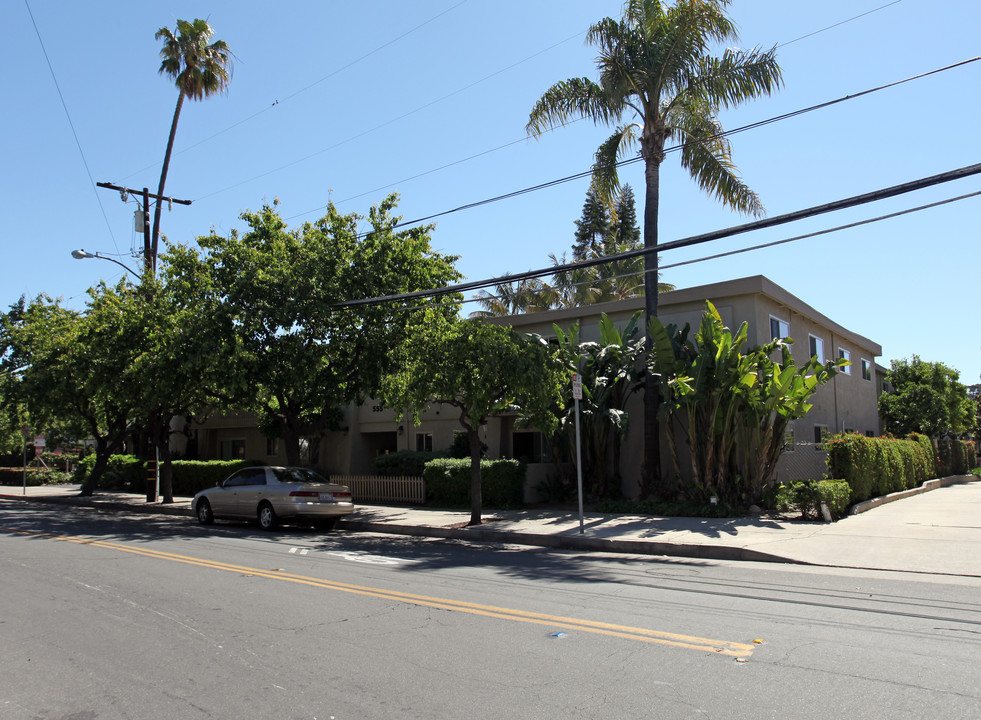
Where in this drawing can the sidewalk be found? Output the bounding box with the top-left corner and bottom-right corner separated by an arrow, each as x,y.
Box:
3,477 -> 980,576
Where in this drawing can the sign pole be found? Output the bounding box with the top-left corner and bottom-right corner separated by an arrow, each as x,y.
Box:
572,374 -> 584,534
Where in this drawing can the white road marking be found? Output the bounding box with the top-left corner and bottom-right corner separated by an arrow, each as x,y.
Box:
325,551 -> 417,565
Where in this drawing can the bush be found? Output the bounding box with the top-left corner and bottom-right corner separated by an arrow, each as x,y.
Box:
373,450 -> 445,477
72,454 -> 145,491
775,479 -> 851,520
826,434 -> 935,503
170,460 -> 262,496
423,458 -> 526,509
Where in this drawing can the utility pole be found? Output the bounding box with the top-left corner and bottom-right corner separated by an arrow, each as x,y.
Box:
95,182 -> 190,502
96,182 -> 191,274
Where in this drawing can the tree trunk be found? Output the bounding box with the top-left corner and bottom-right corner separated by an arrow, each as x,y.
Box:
80,437 -> 110,496
467,426 -> 483,526
640,153 -> 663,499
151,88 -> 186,271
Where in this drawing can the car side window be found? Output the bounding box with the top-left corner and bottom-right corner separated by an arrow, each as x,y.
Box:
224,468 -> 267,487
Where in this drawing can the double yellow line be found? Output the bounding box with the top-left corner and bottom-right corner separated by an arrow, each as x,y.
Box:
7,527 -> 754,658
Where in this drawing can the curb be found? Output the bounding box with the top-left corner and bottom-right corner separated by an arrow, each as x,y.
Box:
337,519 -> 800,565
850,474 -> 978,514
3,491 -> 801,566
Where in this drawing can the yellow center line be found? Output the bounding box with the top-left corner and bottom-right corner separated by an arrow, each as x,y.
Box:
4,526 -> 754,657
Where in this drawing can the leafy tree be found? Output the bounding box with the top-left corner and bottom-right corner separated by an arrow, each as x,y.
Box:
166,194 -> 460,468
382,314 -> 565,525
649,302 -> 844,505
3,288 -> 146,495
527,0 -> 782,496
550,312 -> 646,499
152,19 -> 232,268
879,356 -> 974,439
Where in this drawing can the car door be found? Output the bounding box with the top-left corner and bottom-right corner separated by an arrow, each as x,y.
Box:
231,467 -> 269,516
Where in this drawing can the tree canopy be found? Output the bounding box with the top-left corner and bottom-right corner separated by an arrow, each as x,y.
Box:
381,314 -> 565,525
879,356 -> 974,439
165,194 -> 461,466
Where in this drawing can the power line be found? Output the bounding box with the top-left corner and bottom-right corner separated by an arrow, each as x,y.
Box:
332,162 -> 981,308
195,29 -> 586,205
119,0 -> 472,184
466,187 -> 981,310
373,55 -> 980,234
24,0 -> 118,254
777,1 -> 903,49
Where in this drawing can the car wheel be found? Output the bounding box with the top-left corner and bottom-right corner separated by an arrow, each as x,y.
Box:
313,517 -> 337,532
196,499 -> 214,525
258,502 -> 278,531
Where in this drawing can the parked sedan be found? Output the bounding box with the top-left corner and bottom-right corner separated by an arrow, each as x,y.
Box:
193,466 -> 354,531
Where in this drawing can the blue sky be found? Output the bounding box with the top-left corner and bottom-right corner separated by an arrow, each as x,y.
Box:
4,0 -> 980,385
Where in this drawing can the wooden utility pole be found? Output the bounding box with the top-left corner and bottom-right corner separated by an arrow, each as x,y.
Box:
96,182 -> 190,274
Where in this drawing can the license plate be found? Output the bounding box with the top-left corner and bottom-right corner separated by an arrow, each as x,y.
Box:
319,493 -> 335,502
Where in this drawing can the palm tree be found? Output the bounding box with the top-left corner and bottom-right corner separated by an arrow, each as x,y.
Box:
152,19 -> 232,271
527,0 -> 781,495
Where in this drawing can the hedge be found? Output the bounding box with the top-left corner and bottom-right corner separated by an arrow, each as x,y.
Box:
938,437 -> 977,476
373,450 -> 446,477
422,458 -> 526,509
826,433 -> 936,504
71,455 -> 262,496
0,468 -> 73,486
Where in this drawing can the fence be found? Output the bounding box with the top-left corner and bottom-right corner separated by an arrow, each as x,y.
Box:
334,474 -> 426,505
773,442 -> 828,483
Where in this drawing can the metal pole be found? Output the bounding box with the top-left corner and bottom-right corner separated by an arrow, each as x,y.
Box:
22,439 -> 27,496
575,396 -> 584,534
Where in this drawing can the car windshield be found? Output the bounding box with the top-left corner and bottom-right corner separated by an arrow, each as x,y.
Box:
272,467 -> 328,485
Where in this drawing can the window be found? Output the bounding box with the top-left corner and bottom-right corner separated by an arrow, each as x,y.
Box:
416,432 -> 433,452
219,439 -> 246,461
266,437 -> 278,456
224,468 -> 266,487
814,425 -> 829,450
783,423 -> 795,453
512,431 -> 551,464
861,358 -> 873,381
808,335 -> 825,363
838,348 -> 851,374
769,316 -> 789,340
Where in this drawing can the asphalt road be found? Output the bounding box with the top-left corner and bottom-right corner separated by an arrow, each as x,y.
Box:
3,502 -> 980,719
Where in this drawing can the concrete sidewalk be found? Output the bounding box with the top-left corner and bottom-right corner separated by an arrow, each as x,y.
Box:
3,477 -> 980,576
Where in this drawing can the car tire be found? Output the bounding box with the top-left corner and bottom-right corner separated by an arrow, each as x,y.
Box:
313,517 -> 338,532
196,499 -> 214,525
258,502 -> 278,531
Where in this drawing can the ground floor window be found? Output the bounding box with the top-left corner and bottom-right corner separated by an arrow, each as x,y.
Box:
512,431 -> 550,464
416,432 -> 433,452
220,438 -> 246,460
813,425 -> 829,451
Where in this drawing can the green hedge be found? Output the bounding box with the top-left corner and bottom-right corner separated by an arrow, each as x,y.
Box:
826,434 -> 935,503
0,468 -> 73,486
775,479 -> 851,520
170,460 -> 262,496
422,458 -> 526,509
373,450 -> 445,477
72,455 -> 261,495
938,437 -> 977,476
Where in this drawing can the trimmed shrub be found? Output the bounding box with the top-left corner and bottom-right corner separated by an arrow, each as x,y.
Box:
423,458 -> 526,509
170,460 -> 262,496
72,454 -> 145,491
373,450 -> 444,477
775,479 -> 851,520
0,468 -> 71,486
826,434 -> 935,503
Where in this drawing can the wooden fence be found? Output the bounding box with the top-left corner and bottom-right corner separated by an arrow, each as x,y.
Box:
334,474 -> 426,505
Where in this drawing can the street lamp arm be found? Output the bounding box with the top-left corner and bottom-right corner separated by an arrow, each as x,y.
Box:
71,249 -> 139,276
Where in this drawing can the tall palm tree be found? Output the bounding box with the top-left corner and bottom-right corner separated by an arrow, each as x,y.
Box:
152,19 -> 232,271
527,0 -> 781,495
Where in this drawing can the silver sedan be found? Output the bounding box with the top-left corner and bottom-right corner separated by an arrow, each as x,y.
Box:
193,466 -> 354,531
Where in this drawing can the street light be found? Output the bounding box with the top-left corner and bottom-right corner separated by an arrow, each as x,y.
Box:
71,249 -> 139,276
